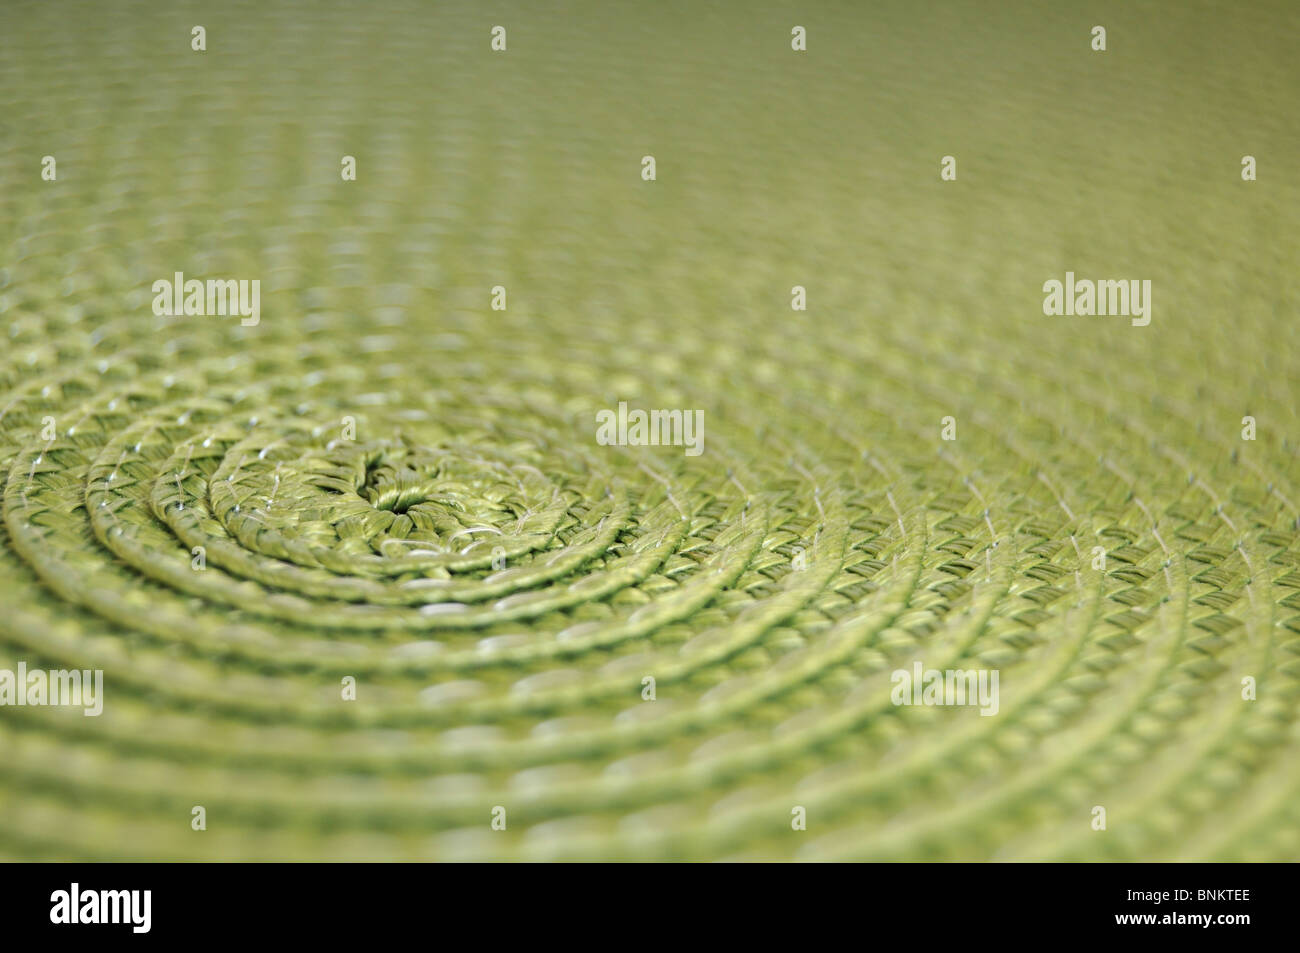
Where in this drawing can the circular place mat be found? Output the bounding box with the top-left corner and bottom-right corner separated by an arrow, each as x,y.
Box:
1,0 -> 1298,860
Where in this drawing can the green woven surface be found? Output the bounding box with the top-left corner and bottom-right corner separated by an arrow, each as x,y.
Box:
2,0 -> 1299,861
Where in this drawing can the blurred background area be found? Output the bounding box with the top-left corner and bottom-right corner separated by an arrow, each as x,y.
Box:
3,0 -> 1297,403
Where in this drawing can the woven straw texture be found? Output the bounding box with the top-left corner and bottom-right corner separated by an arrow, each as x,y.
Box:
2,0 -> 1299,861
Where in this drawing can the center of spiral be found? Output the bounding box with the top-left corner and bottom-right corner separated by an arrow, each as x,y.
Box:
359,449 -> 443,514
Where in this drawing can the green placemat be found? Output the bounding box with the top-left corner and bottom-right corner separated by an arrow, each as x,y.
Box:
1,0 -> 1298,860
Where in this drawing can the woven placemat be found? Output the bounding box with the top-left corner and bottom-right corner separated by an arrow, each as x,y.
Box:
1,0 -> 1298,860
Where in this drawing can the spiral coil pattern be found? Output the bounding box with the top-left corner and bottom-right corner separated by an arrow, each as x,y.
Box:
1,0 -> 1298,860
